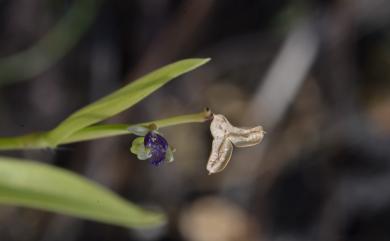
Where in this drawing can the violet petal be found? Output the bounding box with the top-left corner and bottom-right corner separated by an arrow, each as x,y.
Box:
144,132 -> 169,166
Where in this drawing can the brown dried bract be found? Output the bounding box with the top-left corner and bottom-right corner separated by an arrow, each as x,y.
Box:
207,114 -> 265,174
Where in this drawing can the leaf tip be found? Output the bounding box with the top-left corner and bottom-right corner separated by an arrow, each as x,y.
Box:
199,57 -> 211,65
135,211 -> 168,228
184,57 -> 211,68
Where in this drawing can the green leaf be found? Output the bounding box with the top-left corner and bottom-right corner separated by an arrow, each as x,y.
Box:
46,58 -> 210,147
0,156 -> 165,228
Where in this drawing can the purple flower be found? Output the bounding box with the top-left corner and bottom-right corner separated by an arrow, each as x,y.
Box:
144,131 -> 169,166
129,125 -> 175,166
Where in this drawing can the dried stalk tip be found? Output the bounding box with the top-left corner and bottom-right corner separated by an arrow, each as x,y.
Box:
203,107 -> 213,121
206,114 -> 265,174
147,123 -> 158,131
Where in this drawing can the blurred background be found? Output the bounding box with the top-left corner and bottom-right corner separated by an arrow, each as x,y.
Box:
1,0 -> 390,240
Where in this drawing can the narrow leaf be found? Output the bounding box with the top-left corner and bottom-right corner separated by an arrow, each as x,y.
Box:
46,58 -> 210,146
0,156 -> 165,228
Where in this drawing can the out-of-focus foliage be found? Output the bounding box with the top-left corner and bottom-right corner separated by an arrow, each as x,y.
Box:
0,0 -> 102,85
0,156 -> 164,228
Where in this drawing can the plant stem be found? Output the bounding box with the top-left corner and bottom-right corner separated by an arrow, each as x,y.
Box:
0,133 -> 49,150
0,110 -> 212,151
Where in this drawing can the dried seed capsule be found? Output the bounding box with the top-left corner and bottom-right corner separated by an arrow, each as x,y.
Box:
207,137 -> 233,174
207,114 -> 265,174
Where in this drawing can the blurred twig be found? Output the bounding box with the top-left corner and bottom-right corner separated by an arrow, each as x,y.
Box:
129,0 -> 214,79
0,0 -> 102,85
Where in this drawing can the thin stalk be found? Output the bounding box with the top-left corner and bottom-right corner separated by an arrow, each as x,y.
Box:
0,110 -> 212,151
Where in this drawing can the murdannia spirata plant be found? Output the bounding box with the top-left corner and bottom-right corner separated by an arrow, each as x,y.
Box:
0,59 -> 265,228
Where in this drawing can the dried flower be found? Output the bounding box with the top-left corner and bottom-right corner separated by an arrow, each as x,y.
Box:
207,114 -> 265,174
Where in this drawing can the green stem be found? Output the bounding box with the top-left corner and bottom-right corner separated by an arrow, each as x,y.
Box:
0,133 -> 50,150
0,110 -> 212,151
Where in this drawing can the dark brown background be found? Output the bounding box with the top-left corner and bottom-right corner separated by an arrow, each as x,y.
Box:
0,0 -> 390,240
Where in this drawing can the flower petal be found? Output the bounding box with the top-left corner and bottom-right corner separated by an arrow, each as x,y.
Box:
164,147 -> 175,163
144,132 -> 169,166
130,137 -> 151,160
149,151 -> 166,166
144,132 -> 168,150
